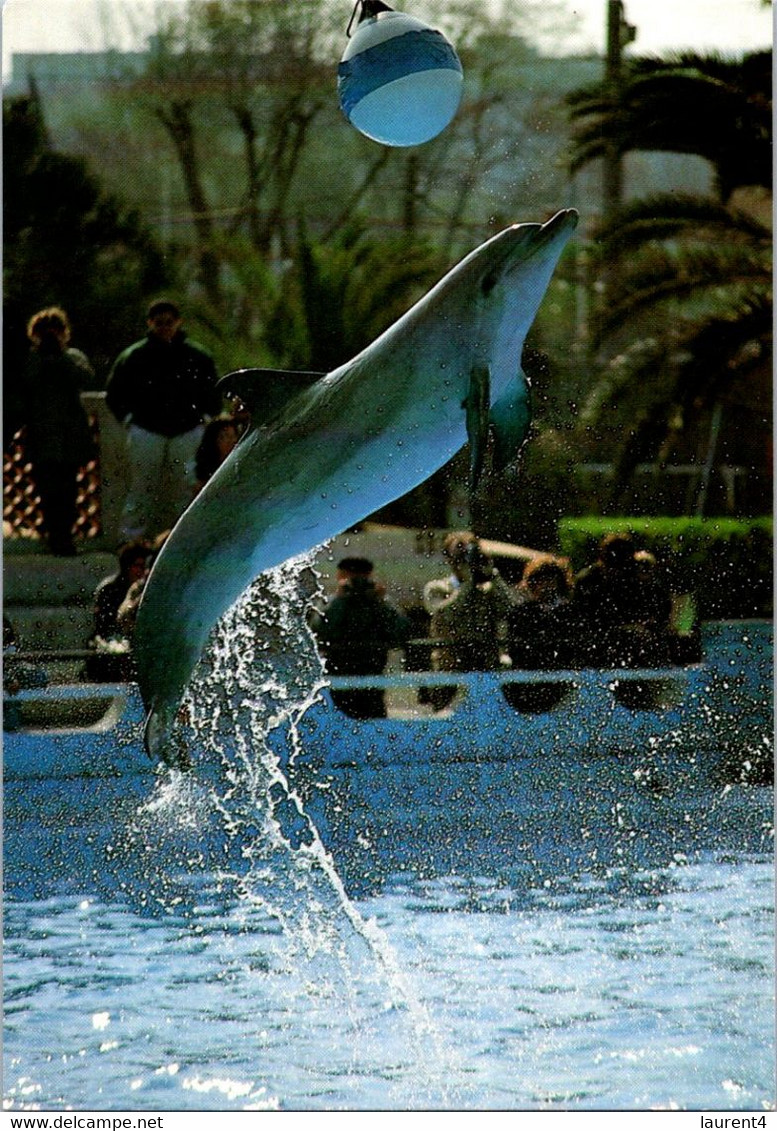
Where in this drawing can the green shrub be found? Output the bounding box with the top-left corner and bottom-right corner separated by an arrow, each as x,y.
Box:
557,517 -> 773,620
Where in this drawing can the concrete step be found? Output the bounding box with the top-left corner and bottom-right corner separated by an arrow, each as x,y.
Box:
8,605 -> 95,652
4,544 -> 119,656
4,546 -> 116,607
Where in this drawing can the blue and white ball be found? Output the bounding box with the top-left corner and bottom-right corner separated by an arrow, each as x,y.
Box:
338,10 -> 463,147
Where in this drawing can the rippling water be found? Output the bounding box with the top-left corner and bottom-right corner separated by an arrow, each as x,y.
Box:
3,844 -> 774,1111
3,565 -> 774,1112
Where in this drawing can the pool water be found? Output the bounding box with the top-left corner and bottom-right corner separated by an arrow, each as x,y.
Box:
3,568 -> 774,1112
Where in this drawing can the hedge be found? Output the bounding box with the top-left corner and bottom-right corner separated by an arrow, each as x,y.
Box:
557,516 -> 773,620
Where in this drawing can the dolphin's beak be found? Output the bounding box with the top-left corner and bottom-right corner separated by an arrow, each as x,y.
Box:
483,209 -> 578,291
515,208 -> 578,253
540,207 -> 578,234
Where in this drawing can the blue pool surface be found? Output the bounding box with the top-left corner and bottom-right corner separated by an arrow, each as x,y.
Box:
3,574 -> 774,1113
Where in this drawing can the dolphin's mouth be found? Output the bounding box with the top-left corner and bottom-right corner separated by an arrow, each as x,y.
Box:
506,208 -> 578,263
480,209 -> 578,294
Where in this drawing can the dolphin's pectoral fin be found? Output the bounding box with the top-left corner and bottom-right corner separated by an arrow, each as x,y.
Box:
489,369 -> 532,473
218,368 -> 326,428
463,365 -> 491,490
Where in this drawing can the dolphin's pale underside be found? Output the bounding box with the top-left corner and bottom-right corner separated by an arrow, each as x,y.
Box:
134,209 -> 579,756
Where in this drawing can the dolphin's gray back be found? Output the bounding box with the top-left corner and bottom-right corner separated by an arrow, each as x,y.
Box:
135,210 -> 579,754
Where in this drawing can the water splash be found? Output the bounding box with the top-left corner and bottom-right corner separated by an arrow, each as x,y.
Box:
121,553 -> 458,1107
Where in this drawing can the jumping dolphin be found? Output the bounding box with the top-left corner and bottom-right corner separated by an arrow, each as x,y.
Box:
135,208 -> 578,757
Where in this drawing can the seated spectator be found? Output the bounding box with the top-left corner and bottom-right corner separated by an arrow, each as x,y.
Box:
573,533 -> 672,667
507,554 -> 578,669
194,415 -> 242,492
91,541 -> 150,644
423,531 -> 479,615
116,530 -> 170,640
86,541 -> 150,681
430,541 -> 517,673
309,557 -> 411,719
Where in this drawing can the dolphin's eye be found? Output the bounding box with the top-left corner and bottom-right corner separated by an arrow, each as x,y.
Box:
481,271 -> 498,296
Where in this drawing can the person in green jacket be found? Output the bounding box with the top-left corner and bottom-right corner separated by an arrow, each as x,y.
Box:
106,300 -> 221,540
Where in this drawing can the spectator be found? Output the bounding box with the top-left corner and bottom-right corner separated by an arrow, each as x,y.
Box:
116,530 -> 170,640
91,540 -> 150,644
573,533 -> 672,666
507,554 -> 578,669
106,300 -> 221,540
194,415 -> 242,491
20,307 -> 96,556
309,557 -> 411,719
423,531 -> 479,615
430,541 -> 518,673
85,541 -> 150,682
633,549 -> 699,664
632,550 -> 673,631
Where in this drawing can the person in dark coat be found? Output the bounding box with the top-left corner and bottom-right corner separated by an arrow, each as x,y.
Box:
193,415 -> 241,492
21,307 -> 96,556
507,554 -> 579,669
573,533 -> 672,666
91,540 -> 151,643
309,557 -> 411,719
106,300 -> 221,539
85,540 -> 150,681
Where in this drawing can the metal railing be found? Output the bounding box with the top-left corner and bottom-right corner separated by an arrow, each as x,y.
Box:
3,393 -> 129,549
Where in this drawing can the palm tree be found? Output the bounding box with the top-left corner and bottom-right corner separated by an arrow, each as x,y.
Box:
265,223 -> 447,372
566,50 -> 772,514
568,50 -> 771,204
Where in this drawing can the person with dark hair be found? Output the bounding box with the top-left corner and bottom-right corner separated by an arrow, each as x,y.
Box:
309,557 -> 411,719
116,529 -> 170,640
86,540 -> 150,681
20,306 -> 96,555
507,554 -> 578,669
106,300 -> 221,539
91,540 -> 151,644
194,415 -> 242,491
573,533 -> 672,666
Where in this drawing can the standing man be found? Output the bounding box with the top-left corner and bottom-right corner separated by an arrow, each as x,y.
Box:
106,300 -> 221,540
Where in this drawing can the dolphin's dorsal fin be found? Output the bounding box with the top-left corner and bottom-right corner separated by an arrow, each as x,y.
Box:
489,368 -> 531,472
218,368 -> 326,428
463,365 -> 491,491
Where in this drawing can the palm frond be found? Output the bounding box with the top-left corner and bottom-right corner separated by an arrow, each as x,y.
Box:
596,258 -> 768,345
566,49 -> 772,198
595,194 -> 772,255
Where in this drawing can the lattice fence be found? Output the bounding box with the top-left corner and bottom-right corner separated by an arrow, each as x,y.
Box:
3,416 -> 102,543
